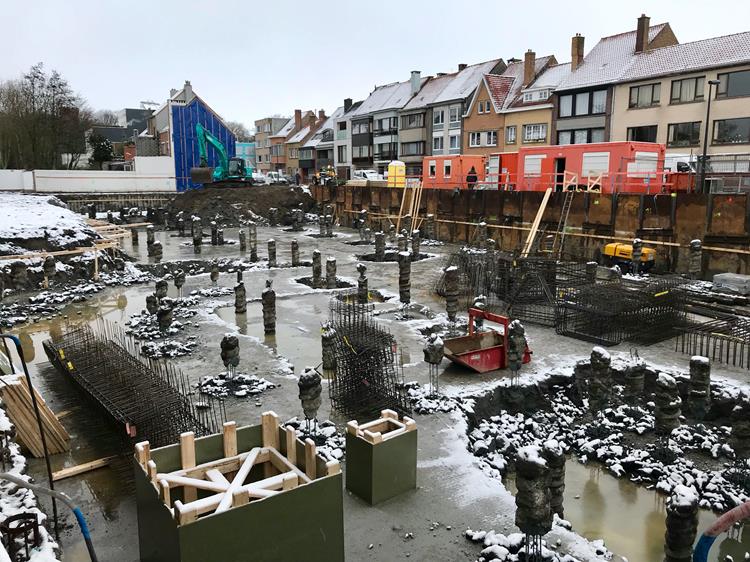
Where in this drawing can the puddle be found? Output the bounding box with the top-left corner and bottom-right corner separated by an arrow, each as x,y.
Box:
503,459 -> 750,561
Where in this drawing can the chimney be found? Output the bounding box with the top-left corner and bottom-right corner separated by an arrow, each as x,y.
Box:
170,88 -> 178,99
344,98 -> 352,112
635,14 -> 650,53
294,109 -> 302,130
318,109 -> 326,120
571,33 -> 585,71
410,70 -> 421,95
183,80 -> 193,101
458,63 -> 467,71
523,50 -> 536,87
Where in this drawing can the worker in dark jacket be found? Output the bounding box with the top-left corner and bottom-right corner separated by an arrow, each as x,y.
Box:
466,166 -> 478,190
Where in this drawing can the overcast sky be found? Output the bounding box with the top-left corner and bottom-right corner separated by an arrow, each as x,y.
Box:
3,0 -> 749,130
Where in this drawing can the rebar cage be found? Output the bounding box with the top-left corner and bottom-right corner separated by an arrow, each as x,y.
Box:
327,295 -> 410,419
43,318 -> 225,448
676,316 -> 750,369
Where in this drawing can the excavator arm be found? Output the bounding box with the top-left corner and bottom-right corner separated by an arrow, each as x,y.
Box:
191,123 -> 229,184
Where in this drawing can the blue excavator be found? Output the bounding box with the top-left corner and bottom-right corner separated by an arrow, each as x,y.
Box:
190,123 -> 255,187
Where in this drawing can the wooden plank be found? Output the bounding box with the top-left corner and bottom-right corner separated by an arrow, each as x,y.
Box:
215,448 -> 260,514
261,412 -> 279,478
159,479 -> 171,507
326,460 -> 341,476
267,448 -> 311,484
52,456 -> 113,482
282,473 -> 298,491
180,432 -> 197,502
521,187 -> 552,256
285,426 -> 297,465
135,441 -> 150,468
223,422 -> 237,458
304,439 -> 317,480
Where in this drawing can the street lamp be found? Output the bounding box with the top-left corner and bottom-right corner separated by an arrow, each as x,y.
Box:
699,79 -> 721,193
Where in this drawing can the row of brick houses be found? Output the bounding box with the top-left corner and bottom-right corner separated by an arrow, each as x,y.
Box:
254,14 -> 750,181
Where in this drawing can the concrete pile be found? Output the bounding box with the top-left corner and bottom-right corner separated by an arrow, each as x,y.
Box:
210,261 -> 219,284
443,265 -> 459,323
173,269 -> 186,294
326,257 -> 337,289
42,256 -> 56,284
484,238 -> 496,251
146,225 -> 155,246
146,294 -> 159,315
397,233 -> 407,252
176,213 -> 185,237
362,227 -> 372,243
542,439 -> 566,518
156,304 -> 173,331
388,224 -> 396,242
150,240 -> 163,259
321,321 -> 337,377
402,214 -> 412,234
655,373 -> 682,435
238,228 -> 246,251
731,393 -> 750,454
424,214 -> 436,239
268,239 -> 277,268
155,279 -> 168,300
398,251 -> 411,306
664,485 -> 698,562
298,367 -> 323,433
623,361 -> 646,402
411,230 -> 421,259
325,214 -> 333,237
292,207 -> 304,231
476,222 -> 488,247
423,333 -> 444,395
631,238 -> 643,274
262,280 -> 276,334
210,221 -> 218,245
689,239 -> 703,280
131,228 -> 139,246
587,347 -> 612,413
356,263 -> 368,304
291,240 -> 300,266
220,334 -> 240,379
87,203 -> 96,219
248,222 -> 258,262
234,281 -> 247,314
268,207 -> 278,227
688,355 -> 711,420
374,232 -> 385,261
507,320 -> 527,380
357,209 -> 368,239
217,229 -> 224,245
318,214 -> 326,236
514,445 -> 552,537
312,250 -> 322,288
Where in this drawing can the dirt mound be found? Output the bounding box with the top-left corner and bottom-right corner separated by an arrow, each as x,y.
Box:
170,185 -> 316,226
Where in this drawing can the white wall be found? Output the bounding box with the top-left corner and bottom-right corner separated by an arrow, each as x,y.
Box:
0,157 -> 176,193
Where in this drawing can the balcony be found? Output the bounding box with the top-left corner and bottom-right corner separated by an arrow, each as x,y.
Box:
449,121 -> 461,130
373,128 -> 397,137
374,151 -> 398,161
433,123 -> 444,131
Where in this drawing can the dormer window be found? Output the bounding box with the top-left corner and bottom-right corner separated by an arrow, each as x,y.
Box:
539,90 -> 550,100
523,92 -> 533,102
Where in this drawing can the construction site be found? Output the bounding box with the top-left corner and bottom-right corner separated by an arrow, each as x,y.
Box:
0,176 -> 749,562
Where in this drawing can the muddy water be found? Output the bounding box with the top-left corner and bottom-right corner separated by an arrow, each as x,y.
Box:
505,459 -> 750,561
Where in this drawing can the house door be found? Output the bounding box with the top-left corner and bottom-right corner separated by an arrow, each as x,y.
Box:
555,158 -> 566,192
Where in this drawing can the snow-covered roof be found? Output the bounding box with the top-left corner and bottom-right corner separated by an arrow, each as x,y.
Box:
270,117 -> 296,139
286,125 -> 311,144
348,79 -> 426,118
621,31 -> 750,83
303,107 -> 343,148
401,74 -> 454,112
557,23 -> 672,91
529,62 -> 572,90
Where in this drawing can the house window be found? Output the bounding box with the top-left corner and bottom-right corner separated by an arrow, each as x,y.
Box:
401,113 -> 424,129
449,107 -> 460,124
558,131 -> 572,145
337,145 -> 347,162
433,110 -> 444,125
523,92 -> 533,102
289,148 -> 299,159
486,131 -> 497,146
353,145 -> 371,158
485,101 -> 491,113
629,83 -> 660,108
444,160 -> 452,178
400,141 -> 425,156
432,136 -> 444,152
559,95 -> 573,117
717,70 -> 750,99
713,117 -> 750,144
449,134 -> 460,152
575,92 -> 589,116
539,90 -> 549,100
627,125 -> 658,142
558,128 -> 605,144
469,132 -> 482,147
506,126 -> 517,144
523,123 -> 547,143
592,90 -> 607,114
667,121 -> 701,147
338,122 -> 346,131
428,160 -> 436,177
670,77 -> 704,103
352,122 -> 371,134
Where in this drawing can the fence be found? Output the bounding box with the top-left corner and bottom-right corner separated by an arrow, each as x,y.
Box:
0,156 -> 176,193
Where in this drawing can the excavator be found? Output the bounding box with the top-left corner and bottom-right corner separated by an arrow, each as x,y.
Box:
190,123 -> 255,187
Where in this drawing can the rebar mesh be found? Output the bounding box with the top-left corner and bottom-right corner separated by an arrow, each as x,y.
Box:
43,318 -> 225,448
327,295 -> 410,418
676,316 -> 750,369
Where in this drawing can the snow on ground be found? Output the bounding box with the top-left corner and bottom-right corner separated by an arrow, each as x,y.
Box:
0,193 -> 97,251
0,403 -> 59,561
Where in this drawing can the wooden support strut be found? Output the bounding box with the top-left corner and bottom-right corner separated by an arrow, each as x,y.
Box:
180,432 -> 197,502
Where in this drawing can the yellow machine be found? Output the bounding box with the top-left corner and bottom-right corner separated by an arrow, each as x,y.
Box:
601,243 -> 656,272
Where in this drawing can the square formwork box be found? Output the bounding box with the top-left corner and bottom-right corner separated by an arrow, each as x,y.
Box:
345,409 -> 417,505
134,412 -> 344,562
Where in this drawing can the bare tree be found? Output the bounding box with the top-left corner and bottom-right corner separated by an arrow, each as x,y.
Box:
0,63 -> 90,169
226,120 -> 253,142
94,109 -> 119,126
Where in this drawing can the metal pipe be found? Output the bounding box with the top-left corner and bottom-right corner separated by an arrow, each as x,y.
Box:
0,472 -> 97,562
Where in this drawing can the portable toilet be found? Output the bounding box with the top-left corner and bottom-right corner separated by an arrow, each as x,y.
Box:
387,160 -> 406,187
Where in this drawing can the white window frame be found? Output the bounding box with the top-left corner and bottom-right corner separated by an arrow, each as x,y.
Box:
485,131 -> 497,146
485,101 -> 491,113
524,154 -> 546,177
449,106 -> 460,123
449,134 -> 460,150
432,135 -> 444,151
469,132 -> 482,147
505,125 -> 517,144
523,92 -> 533,102
428,160 -> 436,177
433,110 -> 444,125
539,90 -> 550,100
444,160 -> 452,178
523,123 -> 547,143
477,102 -> 484,114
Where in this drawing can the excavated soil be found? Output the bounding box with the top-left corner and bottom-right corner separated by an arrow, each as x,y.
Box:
169,185 -> 316,226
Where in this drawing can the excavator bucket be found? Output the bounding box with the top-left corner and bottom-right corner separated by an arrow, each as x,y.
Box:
191,166 -> 214,185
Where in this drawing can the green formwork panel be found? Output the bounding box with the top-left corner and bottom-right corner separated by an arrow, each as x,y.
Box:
135,424 -> 345,562
345,429 -> 418,505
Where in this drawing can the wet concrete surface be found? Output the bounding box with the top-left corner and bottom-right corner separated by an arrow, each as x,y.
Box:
10,223 -> 750,561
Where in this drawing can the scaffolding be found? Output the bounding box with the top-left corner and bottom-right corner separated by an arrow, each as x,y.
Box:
43,318 -> 225,448
327,295 -> 410,419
